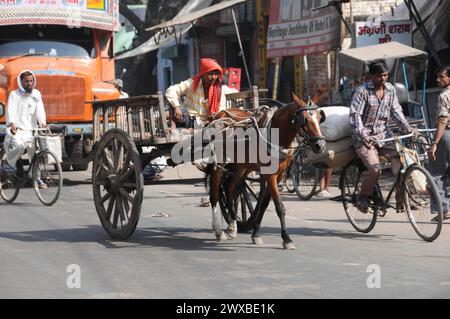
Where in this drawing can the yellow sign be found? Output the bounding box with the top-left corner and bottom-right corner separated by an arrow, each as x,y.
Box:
87,0 -> 105,11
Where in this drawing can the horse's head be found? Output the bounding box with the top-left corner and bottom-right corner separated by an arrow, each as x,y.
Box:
291,93 -> 326,154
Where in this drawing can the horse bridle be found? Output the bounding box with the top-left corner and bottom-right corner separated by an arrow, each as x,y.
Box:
290,101 -> 326,144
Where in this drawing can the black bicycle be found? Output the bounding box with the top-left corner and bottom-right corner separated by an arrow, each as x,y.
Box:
284,136 -> 319,200
0,128 -> 63,206
340,131 -> 443,242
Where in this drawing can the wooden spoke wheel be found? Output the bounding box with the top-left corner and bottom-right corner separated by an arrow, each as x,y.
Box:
220,171 -> 266,232
92,129 -> 143,240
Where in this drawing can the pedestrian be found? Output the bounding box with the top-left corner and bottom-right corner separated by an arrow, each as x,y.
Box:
3,70 -> 48,188
316,168 -> 333,197
427,65 -> 450,220
349,60 -> 415,213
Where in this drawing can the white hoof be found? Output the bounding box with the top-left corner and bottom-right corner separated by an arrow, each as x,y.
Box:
226,220 -> 237,239
252,236 -> 264,245
216,231 -> 228,241
225,228 -> 237,239
283,242 -> 296,250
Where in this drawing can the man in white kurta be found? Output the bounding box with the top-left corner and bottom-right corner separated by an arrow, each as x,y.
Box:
4,70 -> 47,171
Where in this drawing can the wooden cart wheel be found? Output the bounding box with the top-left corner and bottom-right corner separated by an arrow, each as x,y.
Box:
92,129 -> 143,240
220,171 -> 266,233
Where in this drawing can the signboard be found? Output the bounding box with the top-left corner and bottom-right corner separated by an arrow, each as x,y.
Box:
354,20 -> 412,47
266,0 -> 340,57
0,0 -> 119,31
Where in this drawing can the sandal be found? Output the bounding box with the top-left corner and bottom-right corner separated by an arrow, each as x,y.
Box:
431,212 -> 450,222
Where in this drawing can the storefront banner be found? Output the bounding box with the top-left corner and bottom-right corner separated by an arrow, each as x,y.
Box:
0,0 -> 119,31
354,20 -> 412,47
267,0 -> 340,57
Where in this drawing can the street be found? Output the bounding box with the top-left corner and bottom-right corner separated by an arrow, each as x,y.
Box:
0,166 -> 449,299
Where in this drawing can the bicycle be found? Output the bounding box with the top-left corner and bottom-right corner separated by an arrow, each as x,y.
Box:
284,136 -> 319,200
339,130 -> 443,242
0,128 -> 63,206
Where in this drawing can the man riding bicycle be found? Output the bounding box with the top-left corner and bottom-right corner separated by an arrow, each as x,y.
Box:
3,70 -> 48,188
349,61 -> 414,213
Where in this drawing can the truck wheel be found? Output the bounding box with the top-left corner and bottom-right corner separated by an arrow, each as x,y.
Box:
61,140 -> 72,171
72,139 -> 89,171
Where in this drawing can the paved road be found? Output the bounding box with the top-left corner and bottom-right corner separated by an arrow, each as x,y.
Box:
0,167 -> 449,299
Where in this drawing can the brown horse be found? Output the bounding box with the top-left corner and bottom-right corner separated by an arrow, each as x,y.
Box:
205,93 -> 326,249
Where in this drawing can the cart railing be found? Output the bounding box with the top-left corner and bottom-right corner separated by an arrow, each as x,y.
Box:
225,86 -> 268,110
90,93 -> 172,145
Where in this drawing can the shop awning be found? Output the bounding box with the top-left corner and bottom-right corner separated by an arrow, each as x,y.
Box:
145,0 -> 249,31
339,41 -> 428,78
116,0 -> 248,60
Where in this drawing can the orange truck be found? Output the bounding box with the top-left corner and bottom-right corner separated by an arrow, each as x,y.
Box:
0,0 -> 120,170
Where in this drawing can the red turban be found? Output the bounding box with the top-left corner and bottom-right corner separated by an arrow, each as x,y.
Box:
192,58 -> 223,114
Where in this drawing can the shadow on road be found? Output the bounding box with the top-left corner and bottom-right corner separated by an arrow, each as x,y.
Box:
0,225 -> 248,251
0,222 -> 412,251
255,226 -> 399,242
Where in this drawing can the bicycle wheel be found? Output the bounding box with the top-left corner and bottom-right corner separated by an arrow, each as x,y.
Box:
284,163 -> 296,193
403,165 -> 443,242
340,160 -> 377,233
0,149 -> 20,203
32,150 -> 63,206
292,161 -> 319,200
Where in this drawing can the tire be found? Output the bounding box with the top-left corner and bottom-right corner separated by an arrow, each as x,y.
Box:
340,160 -> 377,233
220,171 -> 266,232
292,161 -> 319,200
92,129 -> 143,240
0,149 -> 20,203
403,165 -> 443,242
61,140 -> 72,171
71,139 -> 89,171
33,150 -> 63,206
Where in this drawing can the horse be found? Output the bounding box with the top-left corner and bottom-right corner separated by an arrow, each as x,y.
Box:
205,92 -> 326,249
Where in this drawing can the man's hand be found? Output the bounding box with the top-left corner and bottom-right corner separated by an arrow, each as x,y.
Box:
9,123 -> 16,135
362,137 -> 377,149
428,143 -> 437,161
173,106 -> 183,123
40,123 -> 47,128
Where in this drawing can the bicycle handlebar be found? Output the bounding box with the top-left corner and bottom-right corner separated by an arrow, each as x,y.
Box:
378,128 -> 436,144
378,133 -> 414,143
18,128 -> 52,134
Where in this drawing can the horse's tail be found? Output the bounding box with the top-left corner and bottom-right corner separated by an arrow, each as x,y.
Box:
204,163 -> 215,190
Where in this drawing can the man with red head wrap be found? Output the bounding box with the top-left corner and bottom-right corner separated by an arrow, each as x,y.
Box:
166,58 -> 236,127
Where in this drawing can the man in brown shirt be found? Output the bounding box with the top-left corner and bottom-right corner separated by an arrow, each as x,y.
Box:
428,65 -> 450,219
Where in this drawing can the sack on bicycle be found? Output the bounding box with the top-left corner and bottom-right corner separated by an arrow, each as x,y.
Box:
402,146 -> 427,193
37,134 -> 62,164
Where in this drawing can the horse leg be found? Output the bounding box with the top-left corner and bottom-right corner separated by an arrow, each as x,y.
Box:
209,167 -> 227,241
267,175 -> 296,250
224,168 -> 246,239
251,190 -> 271,245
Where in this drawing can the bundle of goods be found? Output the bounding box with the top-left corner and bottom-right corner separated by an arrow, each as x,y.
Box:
303,106 -> 356,168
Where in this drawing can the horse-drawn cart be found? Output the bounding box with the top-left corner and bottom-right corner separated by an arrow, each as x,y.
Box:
90,88 -> 273,239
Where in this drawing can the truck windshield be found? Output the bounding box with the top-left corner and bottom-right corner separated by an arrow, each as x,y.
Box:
0,41 -> 90,58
